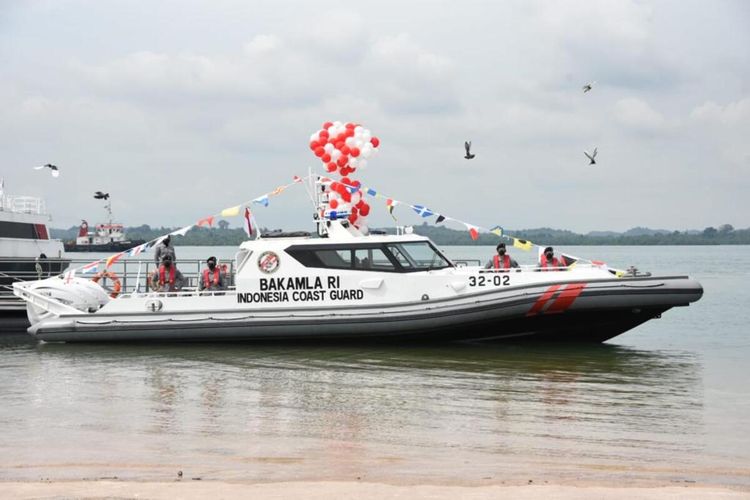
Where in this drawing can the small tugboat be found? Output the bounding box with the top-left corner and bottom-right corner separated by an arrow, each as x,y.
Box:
63,192 -> 145,252
13,176 -> 703,344
0,181 -> 69,325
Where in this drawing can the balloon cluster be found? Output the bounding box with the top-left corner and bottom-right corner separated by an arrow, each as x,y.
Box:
310,121 -> 380,230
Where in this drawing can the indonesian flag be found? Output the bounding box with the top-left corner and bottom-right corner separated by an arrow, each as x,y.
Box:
466,224 -> 479,241
243,207 -> 255,237
196,215 -> 214,228
106,252 -> 124,268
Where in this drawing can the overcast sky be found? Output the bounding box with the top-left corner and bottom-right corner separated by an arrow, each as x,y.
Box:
1,0 -> 748,233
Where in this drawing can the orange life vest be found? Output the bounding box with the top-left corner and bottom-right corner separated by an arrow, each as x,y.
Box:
493,254 -> 511,269
540,255 -> 565,270
158,265 -> 176,286
203,268 -> 220,288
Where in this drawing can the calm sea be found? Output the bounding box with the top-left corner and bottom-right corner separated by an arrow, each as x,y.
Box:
0,245 -> 748,486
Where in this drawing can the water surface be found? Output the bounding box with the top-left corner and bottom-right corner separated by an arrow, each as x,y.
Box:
0,245 -> 748,485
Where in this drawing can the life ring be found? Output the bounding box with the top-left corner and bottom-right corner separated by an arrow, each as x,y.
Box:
92,270 -> 122,299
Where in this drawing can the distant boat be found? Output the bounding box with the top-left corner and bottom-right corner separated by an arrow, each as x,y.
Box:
0,183 -> 69,320
64,220 -> 145,252
63,193 -> 144,252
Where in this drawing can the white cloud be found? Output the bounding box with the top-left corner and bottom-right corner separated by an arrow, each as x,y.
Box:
613,97 -> 668,131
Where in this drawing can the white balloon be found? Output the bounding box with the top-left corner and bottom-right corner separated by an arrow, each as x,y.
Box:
362,129 -> 372,142
345,137 -> 356,148
338,203 -> 351,213
369,147 -> 378,158
310,133 -> 319,142
351,192 -> 361,205
361,144 -> 373,159
349,157 -> 359,168
355,139 -> 365,148
331,148 -> 341,160
358,159 -> 368,169
324,143 -> 334,153
329,190 -> 340,200
333,120 -> 343,128
327,125 -> 336,136
354,126 -> 364,135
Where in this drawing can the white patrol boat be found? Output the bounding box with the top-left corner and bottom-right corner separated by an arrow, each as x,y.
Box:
12,179 -> 702,343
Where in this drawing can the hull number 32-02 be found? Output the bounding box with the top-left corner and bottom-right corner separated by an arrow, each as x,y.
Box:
469,275 -> 510,287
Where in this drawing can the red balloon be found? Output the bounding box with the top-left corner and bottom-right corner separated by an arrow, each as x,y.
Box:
356,200 -> 364,208
351,207 -> 359,216
353,180 -> 361,188
350,147 -> 360,157
335,141 -> 345,150
341,145 -> 350,155
329,199 -> 339,209
326,162 -> 337,173
314,147 -> 325,157
346,122 -> 355,129
345,129 -> 354,138
342,191 -> 351,203
341,176 -> 351,185
322,122 -> 333,129
370,137 -> 380,147
319,130 -> 329,139
321,153 -> 331,163
360,204 -> 370,216
310,141 -> 319,150
348,214 -> 358,224
337,156 -> 348,167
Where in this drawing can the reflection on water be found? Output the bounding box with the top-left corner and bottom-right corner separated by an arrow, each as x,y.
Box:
0,340 -> 712,483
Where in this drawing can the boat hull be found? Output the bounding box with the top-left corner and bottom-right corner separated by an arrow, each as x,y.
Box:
63,240 -> 146,252
26,276 -> 703,343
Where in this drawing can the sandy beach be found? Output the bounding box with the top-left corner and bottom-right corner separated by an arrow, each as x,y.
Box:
1,480 -> 748,500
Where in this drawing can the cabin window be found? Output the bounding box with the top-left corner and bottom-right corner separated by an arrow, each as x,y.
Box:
386,242 -> 452,271
0,221 -> 42,239
286,241 -> 453,273
354,248 -> 394,271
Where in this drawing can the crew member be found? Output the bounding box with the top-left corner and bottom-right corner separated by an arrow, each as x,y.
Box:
199,256 -> 226,292
151,254 -> 184,292
484,242 -> 519,270
539,246 -> 566,271
154,235 -> 176,266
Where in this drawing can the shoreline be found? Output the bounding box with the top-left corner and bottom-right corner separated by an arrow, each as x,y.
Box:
1,480 -> 748,500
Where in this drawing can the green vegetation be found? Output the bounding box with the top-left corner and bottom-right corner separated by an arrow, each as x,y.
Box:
50,222 -> 749,246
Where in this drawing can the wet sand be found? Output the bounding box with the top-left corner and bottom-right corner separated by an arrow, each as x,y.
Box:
1,480 -> 748,499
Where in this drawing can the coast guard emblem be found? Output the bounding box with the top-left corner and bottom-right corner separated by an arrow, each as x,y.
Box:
258,251 -> 280,274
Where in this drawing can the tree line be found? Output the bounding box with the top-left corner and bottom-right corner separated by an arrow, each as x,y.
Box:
50,222 -> 749,246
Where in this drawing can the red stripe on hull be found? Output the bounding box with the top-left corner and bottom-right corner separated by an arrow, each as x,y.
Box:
526,284 -> 562,317
545,283 -> 587,314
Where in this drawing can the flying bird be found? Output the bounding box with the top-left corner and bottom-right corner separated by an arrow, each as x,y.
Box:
464,141 -> 475,160
34,164 -> 60,177
582,81 -> 596,93
94,191 -> 110,200
584,148 -> 598,165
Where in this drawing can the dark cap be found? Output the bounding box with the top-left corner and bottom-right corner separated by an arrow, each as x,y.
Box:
161,254 -> 173,262
496,242 -> 506,250
207,256 -> 217,264
544,246 -> 553,253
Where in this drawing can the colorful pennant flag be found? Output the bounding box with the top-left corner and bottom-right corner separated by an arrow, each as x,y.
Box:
435,215 -> 446,224
106,252 -> 124,268
292,175 -> 302,183
270,185 -> 286,196
170,225 -> 193,237
127,243 -> 147,257
81,261 -> 99,274
366,187 -> 377,197
253,195 -> 269,207
412,205 -> 434,218
467,224 -> 479,241
243,207 -> 255,237
220,205 -> 241,217
490,226 -> 504,237
196,215 -> 214,228
513,238 -> 533,251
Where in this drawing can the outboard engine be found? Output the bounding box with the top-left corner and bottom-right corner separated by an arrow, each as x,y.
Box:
21,277 -> 111,325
